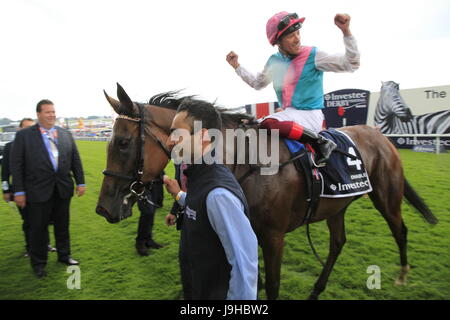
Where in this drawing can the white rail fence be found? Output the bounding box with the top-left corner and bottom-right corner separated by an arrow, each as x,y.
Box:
74,136 -> 109,142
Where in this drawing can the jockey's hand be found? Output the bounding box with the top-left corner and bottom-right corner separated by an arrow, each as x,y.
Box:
226,51 -> 240,69
165,213 -> 176,226
334,13 -> 352,37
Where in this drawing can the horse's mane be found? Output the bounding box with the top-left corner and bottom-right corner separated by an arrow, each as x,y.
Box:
148,91 -> 189,110
148,91 -> 257,127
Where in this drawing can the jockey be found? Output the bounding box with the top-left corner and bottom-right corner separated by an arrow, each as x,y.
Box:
226,12 -> 360,165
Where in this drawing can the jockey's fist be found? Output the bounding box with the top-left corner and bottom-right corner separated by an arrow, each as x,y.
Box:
334,14 -> 352,37
226,51 -> 240,69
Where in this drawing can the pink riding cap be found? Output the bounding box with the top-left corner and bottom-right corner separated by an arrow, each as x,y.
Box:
266,11 -> 305,46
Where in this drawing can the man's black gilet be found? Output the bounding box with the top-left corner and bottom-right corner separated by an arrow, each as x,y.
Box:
181,163 -> 250,299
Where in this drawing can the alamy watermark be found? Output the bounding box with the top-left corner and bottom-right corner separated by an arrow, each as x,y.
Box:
170,121 -> 280,175
366,265 -> 381,290
67,266 -> 81,289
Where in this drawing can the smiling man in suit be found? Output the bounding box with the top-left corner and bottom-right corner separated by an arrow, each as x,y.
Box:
10,99 -> 86,278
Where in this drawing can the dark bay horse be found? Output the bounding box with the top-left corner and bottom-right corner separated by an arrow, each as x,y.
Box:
96,84 -> 438,300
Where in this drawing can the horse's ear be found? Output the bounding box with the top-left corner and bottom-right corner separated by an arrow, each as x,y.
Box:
103,90 -> 121,114
116,83 -> 137,115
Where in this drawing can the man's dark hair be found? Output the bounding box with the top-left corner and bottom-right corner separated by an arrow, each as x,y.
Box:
19,118 -> 35,128
36,99 -> 54,113
177,98 -> 222,131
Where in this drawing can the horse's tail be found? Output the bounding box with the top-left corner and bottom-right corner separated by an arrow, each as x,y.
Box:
404,178 -> 438,224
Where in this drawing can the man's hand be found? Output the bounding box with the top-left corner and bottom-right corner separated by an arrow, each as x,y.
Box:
76,185 -> 86,197
165,213 -> 176,226
14,195 -> 26,209
334,13 -> 352,37
226,51 -> 240,69
3,193 -> 11,202
163,175 -> 181,198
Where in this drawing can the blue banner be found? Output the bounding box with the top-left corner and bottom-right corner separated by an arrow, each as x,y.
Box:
322,89 -> 370,128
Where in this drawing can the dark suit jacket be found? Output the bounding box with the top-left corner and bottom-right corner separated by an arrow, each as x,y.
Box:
11,124 -> 85,202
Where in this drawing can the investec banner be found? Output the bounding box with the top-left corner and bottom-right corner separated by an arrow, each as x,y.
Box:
322,89 -> 370,128
389,136 -> 450,151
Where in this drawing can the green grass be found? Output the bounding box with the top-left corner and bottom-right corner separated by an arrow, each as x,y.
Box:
0,142 -> 449,300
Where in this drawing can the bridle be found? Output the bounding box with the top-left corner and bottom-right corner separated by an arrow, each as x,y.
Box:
102,102 -> 171,204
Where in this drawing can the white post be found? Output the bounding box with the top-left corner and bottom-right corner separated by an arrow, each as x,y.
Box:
436,136 -> 440,155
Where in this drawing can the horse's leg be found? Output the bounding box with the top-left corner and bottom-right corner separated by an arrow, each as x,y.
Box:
390,220 -> 409,285
369,180 -> 409,285
308,209 -> 347,300
260,231 -> 285,300
343,126 -> 410,285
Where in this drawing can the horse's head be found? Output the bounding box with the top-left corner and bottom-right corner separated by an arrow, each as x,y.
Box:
96,83 -> 173,223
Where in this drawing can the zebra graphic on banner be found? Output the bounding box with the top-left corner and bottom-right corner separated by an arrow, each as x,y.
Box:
374,81 -> 450,134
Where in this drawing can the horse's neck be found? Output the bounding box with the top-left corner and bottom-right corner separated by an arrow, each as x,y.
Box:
220,123 -> 289,178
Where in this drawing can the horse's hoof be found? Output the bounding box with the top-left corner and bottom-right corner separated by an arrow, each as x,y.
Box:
395,265 -> 410,286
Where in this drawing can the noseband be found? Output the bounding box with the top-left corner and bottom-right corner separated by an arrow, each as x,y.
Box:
102,103 -> 171,204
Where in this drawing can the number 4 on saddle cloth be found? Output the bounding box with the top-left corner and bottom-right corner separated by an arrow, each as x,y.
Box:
284,128 -> 373,222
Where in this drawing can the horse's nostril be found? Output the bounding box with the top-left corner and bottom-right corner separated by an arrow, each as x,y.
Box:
96,205 -> 108,216
96,205 -> 121,223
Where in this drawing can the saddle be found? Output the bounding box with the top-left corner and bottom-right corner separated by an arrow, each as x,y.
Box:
236,121 -> 372,223
284,128 -> 373,223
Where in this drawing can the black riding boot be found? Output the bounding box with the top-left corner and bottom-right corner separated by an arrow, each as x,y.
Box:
299,128 -> 336,165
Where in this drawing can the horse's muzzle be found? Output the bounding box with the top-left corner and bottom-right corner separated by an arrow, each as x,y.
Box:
96,205 -> 121,224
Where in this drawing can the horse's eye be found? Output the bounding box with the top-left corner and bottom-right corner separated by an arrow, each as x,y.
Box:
117,138 -> 130,150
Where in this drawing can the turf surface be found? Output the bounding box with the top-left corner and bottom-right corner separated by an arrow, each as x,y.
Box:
0,141 -> 448,299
